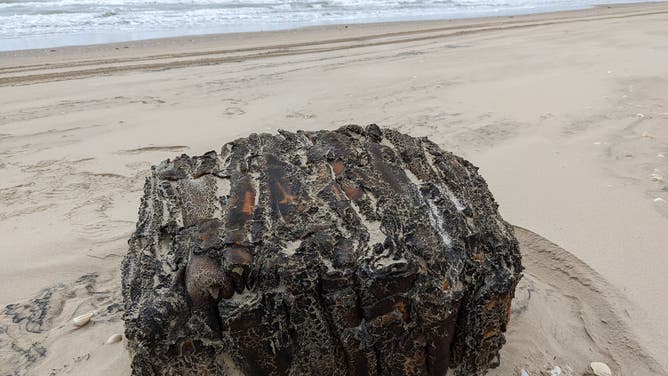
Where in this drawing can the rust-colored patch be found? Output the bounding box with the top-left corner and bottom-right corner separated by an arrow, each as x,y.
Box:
225,177 -> 255,245
393,300 -> 411,323
275,181 -> 297,205
483,328 -> 499,340
441,280 -> 450,290
329,160 -> 345,176
340,181 -> 363,200
473,253 -> 484,262
504,293 -> 513,326
485,298 -> 499,311
403,349 -> 426,374
403,353 -> 426,375
242,190 -> 255,215
485,293 -> 509,312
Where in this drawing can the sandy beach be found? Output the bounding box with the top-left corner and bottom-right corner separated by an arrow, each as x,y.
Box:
1,2 -> 667,375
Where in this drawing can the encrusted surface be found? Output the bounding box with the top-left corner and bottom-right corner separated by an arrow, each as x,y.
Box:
121,125 -> 522,375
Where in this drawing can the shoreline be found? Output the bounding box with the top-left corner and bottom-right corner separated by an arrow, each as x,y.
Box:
2,2 -> 668,87
0,2 -> 664,62
1,1 -> 663,53
1,1 -> 667,373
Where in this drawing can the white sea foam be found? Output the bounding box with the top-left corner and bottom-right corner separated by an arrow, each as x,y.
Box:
0,0 -> 660,51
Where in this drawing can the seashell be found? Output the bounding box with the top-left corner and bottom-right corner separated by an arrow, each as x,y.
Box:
584,361 -> 612,376
106,333 -> 123,344
72,311 -> 95,327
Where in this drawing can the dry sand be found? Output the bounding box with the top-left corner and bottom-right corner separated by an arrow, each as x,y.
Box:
1,3 -> 667,375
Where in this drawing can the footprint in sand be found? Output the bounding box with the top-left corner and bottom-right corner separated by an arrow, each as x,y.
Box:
223,106 -> 246,116
0,273 -> 123,373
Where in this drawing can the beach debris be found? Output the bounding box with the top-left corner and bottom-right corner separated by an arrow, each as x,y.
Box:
121,125 -> 523,375
650,171 -> 664,182
521,369 -> 530,376
636,113 -> 645,118
584,361 -> 612,376
106,333 -> 123,344
653,197 -> 665,203
641,131 -> 653,138
550,366 -> 562,376
72,312 -> 94,328
657,153 -> 665,158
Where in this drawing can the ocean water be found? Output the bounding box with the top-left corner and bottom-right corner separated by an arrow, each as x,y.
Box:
0,0 -> 652,51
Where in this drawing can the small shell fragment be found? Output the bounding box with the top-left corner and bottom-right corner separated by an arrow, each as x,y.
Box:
72,312 -> 95,327
106,333 -> 123,344
584,361 -> 612,376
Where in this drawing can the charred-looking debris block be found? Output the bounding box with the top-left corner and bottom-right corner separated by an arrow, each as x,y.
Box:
121,124 -> 523,376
